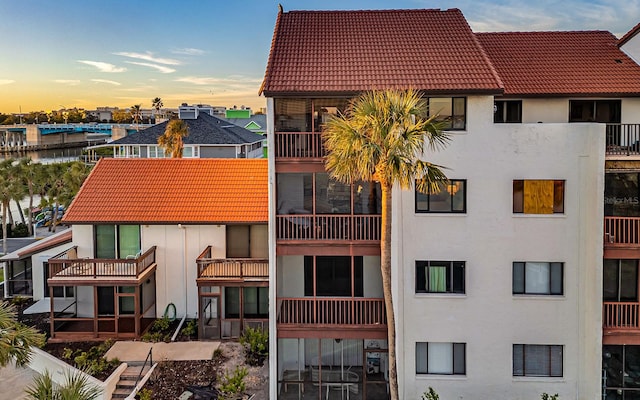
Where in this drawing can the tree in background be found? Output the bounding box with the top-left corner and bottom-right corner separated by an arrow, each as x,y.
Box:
111,109 -> 131,123
0,158 -> 23,253
323,89 -> 450,400
130,104 -> 142,130
152,97 -> 163,121
158,119 -> 189,158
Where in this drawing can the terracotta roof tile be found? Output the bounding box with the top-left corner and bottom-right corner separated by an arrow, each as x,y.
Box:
63,159 -> 268,224
476,31 -> 640,96
260,8 -> 503,95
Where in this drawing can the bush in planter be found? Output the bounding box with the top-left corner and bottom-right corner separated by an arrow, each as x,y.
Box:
218,366 -> 248,399
239,326 -> 268,366
141,316 -> 172,342
180,318 -> 197,339
422,387 -> 439,400
541,394 -> 559,400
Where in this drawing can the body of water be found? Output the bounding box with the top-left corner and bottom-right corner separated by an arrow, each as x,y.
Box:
1,147 -> 84,164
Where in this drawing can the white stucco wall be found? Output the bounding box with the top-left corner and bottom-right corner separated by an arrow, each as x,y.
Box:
32,243 -> 75,300
395,95 -> 604,400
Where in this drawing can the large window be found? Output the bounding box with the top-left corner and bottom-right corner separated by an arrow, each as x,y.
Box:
513,180 -> 564,214
569,100 -> 621,123
416,342 -> 466,375
494,100 -> 522,123
304,256 -> 363,297
605,173 -> 640,217
513,262 -> 563,295
513,344 -> 563,377
415,261 -> 465,294
604,260 -> 638,302
415,180 -> 466,213
603,345 -> 640,398
94,225 -> 141,259
426,97 -> 466,130
243,287 -> 269,318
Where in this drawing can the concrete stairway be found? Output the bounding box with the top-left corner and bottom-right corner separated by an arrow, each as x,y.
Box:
111,361 -> 151,399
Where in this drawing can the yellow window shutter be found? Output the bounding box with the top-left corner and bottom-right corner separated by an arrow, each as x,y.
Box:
523,180 -> 554,214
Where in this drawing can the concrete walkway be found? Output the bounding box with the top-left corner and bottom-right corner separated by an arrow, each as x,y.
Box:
105,341 -> 220,362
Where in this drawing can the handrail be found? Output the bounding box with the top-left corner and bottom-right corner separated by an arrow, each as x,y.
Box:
133,348 -> 153,390
47,246 -> 156,278
605,124 -> 640,156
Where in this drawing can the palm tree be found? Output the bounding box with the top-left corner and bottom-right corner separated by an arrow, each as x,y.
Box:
25,369 -> 101,400
0,158 -> 23,254
0,301 -> 45,368
323,89 -> 450,400
17,158 -> 46,236
152,97 -> 163,122
130,104 -> 142,131
158,119 -> 189,158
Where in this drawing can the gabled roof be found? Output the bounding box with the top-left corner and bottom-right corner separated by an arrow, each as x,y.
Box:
476,31 -> 640,96
260,8 -> 503,96
63,159 -> 268,224
619,22 -> 640,47
111,113 -> 264,146
223,114 -> 266,131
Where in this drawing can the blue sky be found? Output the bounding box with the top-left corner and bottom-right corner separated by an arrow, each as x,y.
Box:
0,0 -> 638,113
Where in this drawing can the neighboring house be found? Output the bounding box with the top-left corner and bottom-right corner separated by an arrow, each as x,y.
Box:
1,230 -> 73,299
45,158 -> 267,342
105,104 -> 265,159
260,7 -> 640,399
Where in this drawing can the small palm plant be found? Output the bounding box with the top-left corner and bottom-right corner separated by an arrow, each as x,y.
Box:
25,369 -> 101,400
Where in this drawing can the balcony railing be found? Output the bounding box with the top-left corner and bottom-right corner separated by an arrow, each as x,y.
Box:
603,302 -> 640,329
606,124 -> 640,156
277,297 -> 387,326
604,216 -> 640,246
276,214 -> 381,241
196,246 -> 268,279
275,132 -> 325,158
48,246 -> 157,278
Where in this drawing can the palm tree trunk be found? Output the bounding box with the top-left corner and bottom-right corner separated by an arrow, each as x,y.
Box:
14,199 -> 25,225
381,182 -> 399,400
27,188 -> 34,236
2,201 -> 8,254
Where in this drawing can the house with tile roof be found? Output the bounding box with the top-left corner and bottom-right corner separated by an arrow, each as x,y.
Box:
45,158 -> 268,341
105,105 -> 265,159
261,7 -> 640,400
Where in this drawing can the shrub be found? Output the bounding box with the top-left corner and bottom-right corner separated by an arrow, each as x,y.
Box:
422,387 -> 439,400
136,388 -> 153,400
141,316 -> 173,342
62,340 -> 119,376
180,319 -> 197,338
218,366 -> 248,399
542,394 -> 559,400
10,223 -> 29,238
239,326 -> 268,366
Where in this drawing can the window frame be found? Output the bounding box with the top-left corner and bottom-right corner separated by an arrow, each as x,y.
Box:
494,100 -> 522,123
415,179 -> 467,214
426,97 -> 467,130
568,99 -> 621,123
416,342 -> 466,375
513,344 -> 563,377
94,224 -> 141,259
512,262 -> 564,296
415,261 -> 465,294
513,180 -> 565,214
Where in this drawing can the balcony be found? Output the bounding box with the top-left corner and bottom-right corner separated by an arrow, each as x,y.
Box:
603,302 -> 640,330
276,215 -> 381,242
275,131 -> 324,159
48,246 -> 157,280
277,297 -> 387,327
196,245 -> 268,281
604,216 -> 640,247
605,124 -> 640,156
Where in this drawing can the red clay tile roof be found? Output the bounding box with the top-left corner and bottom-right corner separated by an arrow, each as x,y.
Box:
63,159 -> 268,224
260,8 -> 503,96
476,31 -> 640,96
619,22 -> 640,47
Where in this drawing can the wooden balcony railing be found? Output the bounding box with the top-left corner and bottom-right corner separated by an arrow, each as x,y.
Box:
606,124 -> 640,156
604,216 -> 640,246
48,246 -> 157,278
277,297 -> 387,326
276,215 -> 381,241
275,131 -> 325,158
603,302 -> 640,329
196,246 -> 268,279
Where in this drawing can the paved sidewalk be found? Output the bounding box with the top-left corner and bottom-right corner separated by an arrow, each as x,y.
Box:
105,341 -> 220,362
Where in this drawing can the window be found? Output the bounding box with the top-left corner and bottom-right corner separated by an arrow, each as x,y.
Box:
426,97 -> 466,130
604,260 -> 638,302
148,145 -> 168,158
304,256 -> 363,297
513,262 -> 563,295
416,261 -> 465,294
243,287 -> 269,318
513,344 -> 563,377
605,173 -> 640,217
513,180 -> 564,214
416,342 -> 466,375
416,180 -> 466,213
494,100 -> 522,123
94,225 -> 141,259
569,100 -> 621,123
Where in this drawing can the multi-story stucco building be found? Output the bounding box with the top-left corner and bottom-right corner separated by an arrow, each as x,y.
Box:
262,7 -> 640,400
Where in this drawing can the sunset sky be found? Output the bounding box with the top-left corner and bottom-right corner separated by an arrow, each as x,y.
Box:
0,0 -> 638,114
